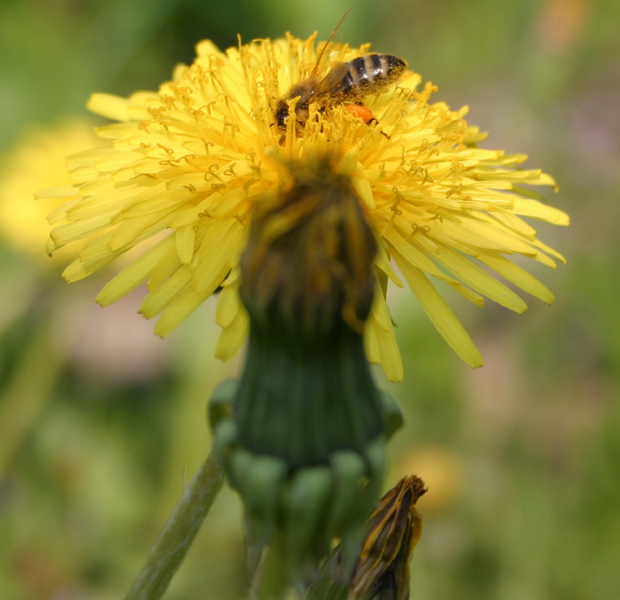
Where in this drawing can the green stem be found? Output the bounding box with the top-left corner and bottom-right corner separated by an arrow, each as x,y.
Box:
249,537 -> 290,600
0,313 -> 68,473
124,452 -> 225,600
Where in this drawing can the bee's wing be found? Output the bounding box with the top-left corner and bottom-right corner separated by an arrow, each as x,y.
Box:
313,62 -> 350,99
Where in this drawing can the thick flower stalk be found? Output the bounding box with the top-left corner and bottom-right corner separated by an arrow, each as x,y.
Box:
39,34 -> 568,381
209,157 -> 404,587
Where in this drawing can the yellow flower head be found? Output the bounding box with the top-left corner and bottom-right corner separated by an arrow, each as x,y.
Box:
0,119 -> 101,263
40,34 -> 569,381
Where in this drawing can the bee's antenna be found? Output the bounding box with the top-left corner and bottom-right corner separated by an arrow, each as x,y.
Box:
310,8 -> 352,78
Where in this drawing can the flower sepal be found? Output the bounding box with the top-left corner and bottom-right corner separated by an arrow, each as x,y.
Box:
208,378 -> 403,585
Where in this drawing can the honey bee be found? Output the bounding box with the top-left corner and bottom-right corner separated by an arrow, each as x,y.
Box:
275,13 -> 408,137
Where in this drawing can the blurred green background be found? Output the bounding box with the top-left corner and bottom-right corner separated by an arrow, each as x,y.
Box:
0,0 -> 618,598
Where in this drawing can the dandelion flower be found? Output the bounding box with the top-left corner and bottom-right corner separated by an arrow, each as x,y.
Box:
0,119 -> 101,263
40,34 -> 569,381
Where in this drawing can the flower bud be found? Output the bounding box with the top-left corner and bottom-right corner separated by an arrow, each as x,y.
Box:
210,157 -> 404,585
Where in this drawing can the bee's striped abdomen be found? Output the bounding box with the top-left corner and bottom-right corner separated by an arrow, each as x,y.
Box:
334,54 -> 407,98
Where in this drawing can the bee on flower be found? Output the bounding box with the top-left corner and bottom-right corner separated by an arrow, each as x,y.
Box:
274,10 -> 408,140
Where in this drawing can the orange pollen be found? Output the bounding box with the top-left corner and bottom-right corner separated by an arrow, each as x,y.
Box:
345,104 -> 376,124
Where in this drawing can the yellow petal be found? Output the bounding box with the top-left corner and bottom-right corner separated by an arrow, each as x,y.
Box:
394,251 -> 483,368
215,305 -> 249,360
366,293 -> 404,382
96,236 -> 174,305
477,252 -> 555,305
87,93 -> 131,122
